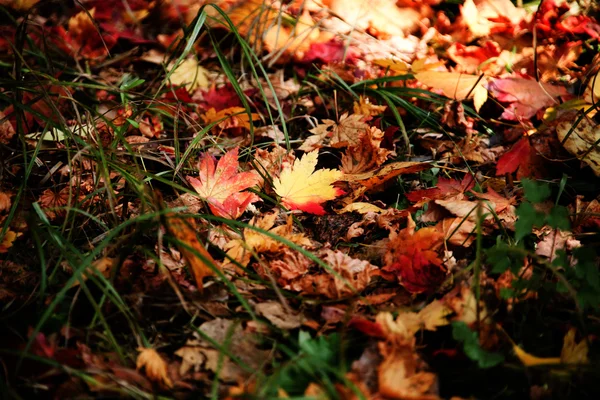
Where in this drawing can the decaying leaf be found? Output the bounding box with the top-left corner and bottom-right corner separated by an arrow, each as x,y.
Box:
273,150 -> 344,215
556,114 -> 600,176
136,347 -> 172,388
255,301 -> 302,330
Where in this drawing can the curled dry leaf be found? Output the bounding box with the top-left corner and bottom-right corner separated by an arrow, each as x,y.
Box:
202,107 -> 261,133
341,126 -> 392,174
273,150 -> 344,215
375,300 -> 451,341
136,347 -> 172,388
175,318 -> 270,382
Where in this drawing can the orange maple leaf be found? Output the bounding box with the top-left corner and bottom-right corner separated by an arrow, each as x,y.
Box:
187,147 -> 260,219
272,151 -> 344,215
383,217 -> 446,294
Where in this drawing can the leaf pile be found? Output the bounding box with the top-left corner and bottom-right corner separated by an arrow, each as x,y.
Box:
1,0 -> 600,399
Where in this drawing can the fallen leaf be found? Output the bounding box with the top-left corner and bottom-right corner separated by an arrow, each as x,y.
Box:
0,191 -> 11,213
329,0 -> 424,37
495,137 -> 535,176
299,249 -> 378,299
340,126 -> 392,174
255,301 -> 302,330
0,0 -> 40,11
300,113 -> 369,151
0,230 -> 17,254
223,210 -> 312,270
273,150 -> 344,215
512,328 -> 589,367
461,0 -> 525,39
535,228 -> 581,261
341,161 -> 432,190
383,216 -> 446,294
339,202 -> 386,214
156,190 -> 219,292
377,342 -> 440,400
436,217 -> 477,247
187,147 -> 260,219
168,57 -> 209,92
136,347 -> 172,388
556,114 -> 600,176
487,76 -> 568,120
0,110 -> 15,144
202,106 -> 260,132
415,71 -> 488,111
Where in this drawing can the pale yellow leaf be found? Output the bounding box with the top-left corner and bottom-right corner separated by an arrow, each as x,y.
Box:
168,58 -> 209,91
339,202 -> 385,214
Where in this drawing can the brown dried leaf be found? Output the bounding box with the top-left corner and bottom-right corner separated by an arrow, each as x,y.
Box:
136,347 -> 172,388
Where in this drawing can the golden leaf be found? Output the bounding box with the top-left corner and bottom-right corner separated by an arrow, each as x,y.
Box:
273,151 -> 343,215
415,71 -> 488,111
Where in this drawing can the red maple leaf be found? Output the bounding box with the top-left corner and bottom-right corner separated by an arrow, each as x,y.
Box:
199,84 -> 244,112
302,39 -> 360,64
186,147 -> 260,219
495,137 -> 537,177
348,318 -> 386,338
406,174 -> 475,203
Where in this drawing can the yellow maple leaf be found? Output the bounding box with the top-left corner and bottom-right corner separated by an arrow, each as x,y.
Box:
273,151 -> 343,215
168,57 -> 209,92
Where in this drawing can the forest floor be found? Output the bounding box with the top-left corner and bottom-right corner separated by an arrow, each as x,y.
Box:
1,0 -> 600,399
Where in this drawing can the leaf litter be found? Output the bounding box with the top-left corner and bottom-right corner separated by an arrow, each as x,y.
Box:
1,0 -> 600,399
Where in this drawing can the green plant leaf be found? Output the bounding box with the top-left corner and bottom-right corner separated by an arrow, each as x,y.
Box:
452,322 -> 504,369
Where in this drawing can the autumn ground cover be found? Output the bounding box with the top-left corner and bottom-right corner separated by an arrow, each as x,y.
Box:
1,0 -> 600,398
